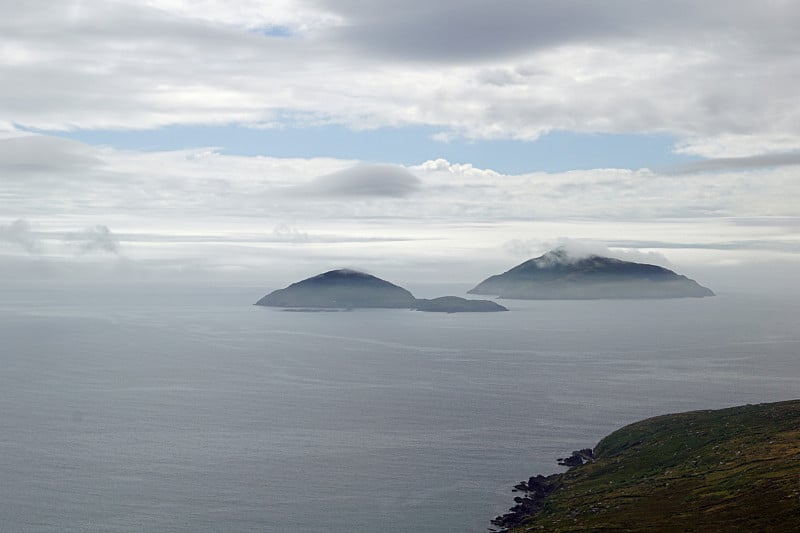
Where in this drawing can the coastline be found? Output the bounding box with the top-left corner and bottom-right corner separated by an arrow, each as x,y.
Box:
491,399 -> 800,532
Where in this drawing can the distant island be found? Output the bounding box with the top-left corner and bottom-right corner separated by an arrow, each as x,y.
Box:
256,269 -> 417,308
255,269 -> 507,312
469,248 -> 714,300
414,296 -> 507,313
491,399 -> 800,532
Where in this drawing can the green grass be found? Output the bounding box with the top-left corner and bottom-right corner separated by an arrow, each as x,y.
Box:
507,399 -> 800,532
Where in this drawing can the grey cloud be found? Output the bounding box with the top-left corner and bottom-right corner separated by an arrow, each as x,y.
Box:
104,230 -> 420,245
0,136 -> 99,176
273,224 -> 310,243
312,0 -> 610,62
0,219 -> 41,253
604,239 -> 800,254
729,217 -> 800,229
289,165 -> 421,198
309,0 -> 799,62
70,225 -> 120,255
1,220 -> 121,256
665,152 -> 800,174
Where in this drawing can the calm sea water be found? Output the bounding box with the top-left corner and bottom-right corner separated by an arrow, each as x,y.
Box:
1,284 -> 798,532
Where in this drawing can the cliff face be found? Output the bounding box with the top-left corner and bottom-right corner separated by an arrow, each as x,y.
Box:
470,248 -> 714,300
255,269 -> 417,309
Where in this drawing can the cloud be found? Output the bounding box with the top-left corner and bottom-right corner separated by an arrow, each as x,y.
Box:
311,0 -> 616,62
0,219 -> 121,257
0,136 -> 100,177
413,159 -> 499,178
309,0 -> 799,62
0,1 -> 797,158
70,225 -> 121,255
288,164 -> 421,198
272,223 -> 309,243
0,219 -> 41,253
3,133 -> 799,224
0,133 -> 797,285
502,237 -> 672,266
666,151 -> 800,174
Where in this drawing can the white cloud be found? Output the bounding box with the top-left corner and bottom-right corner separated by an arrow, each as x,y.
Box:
502,237 -> 673,267
413,159 -> 499,178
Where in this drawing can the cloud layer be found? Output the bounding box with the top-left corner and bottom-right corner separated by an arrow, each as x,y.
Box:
1,134 -> 798,285
2,2 -> 799,286
1,1 -> 799,156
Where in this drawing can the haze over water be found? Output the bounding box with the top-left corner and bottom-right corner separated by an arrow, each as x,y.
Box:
1,284 -> 797,532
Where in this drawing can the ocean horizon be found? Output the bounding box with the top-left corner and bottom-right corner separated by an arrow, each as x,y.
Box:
1,283 -> 797,532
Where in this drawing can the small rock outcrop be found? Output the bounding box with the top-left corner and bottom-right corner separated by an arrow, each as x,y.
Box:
414,296 -> 508,313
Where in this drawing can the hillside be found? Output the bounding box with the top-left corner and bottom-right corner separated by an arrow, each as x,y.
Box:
494,399 -> 800,532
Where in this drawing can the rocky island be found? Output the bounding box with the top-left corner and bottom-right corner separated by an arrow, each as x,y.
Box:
256,269 -> 507,312
470,248 -> 714,300
414,296 -> 507,313
491,399 -> 800,532
255,269 -> 417,309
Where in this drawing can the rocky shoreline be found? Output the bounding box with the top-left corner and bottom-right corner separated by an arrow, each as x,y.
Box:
490,474 -> 561,532
490,449 -> 594,532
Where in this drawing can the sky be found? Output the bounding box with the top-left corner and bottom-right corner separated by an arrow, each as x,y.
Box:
1,0 -> 799,291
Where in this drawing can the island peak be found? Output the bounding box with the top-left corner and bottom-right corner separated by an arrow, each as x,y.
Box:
256,269 -> 417,309
469,249 -> 714,300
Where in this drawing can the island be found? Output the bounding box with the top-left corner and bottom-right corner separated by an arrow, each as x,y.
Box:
414,296 -> 508,313
469,248 -> 714,300
491,399 -> 800,532
255,269 -> 508,312
255,269 -> 417,309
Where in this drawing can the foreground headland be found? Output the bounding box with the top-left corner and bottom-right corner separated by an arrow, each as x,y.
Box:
493,399 -> 800,532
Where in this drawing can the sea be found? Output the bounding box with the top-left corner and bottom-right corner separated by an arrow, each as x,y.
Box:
1,283 -> 798,532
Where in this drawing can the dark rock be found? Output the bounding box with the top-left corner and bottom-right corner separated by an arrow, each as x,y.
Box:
558,449 -> 596,467
490,473 -> 561,532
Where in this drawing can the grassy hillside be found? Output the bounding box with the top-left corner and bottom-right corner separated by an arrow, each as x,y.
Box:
496,399 -> 800,532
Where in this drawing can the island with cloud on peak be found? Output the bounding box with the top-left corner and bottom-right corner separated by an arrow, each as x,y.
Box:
469,248 -> 714,300
256,269 -> 508,313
